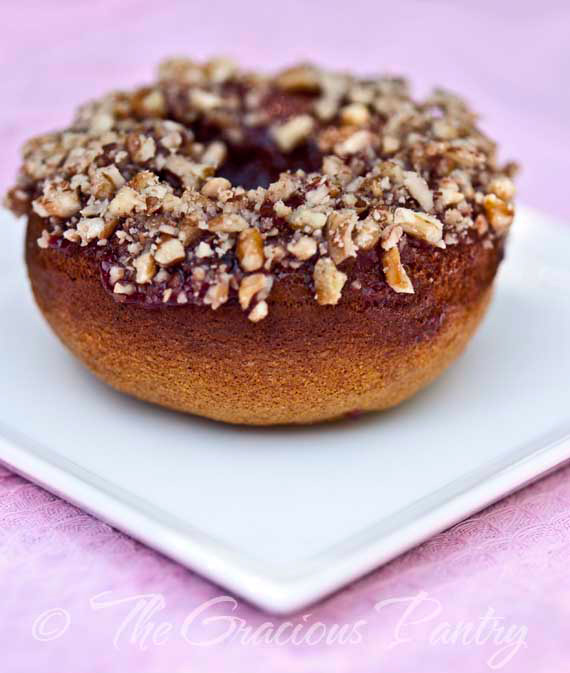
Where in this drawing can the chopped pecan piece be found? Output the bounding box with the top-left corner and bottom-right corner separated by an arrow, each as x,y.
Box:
107,186 -> 146,217
33,188 -> 81,219
201,177 -> 232,199
287,235 -> 317,260
289,208 -> 327,230
488,176 -> 515,201
483,194 -> 514,234
133,251 -> 157,284
313,258 -> 347,305
208,213 -> 249,233
248,300 -> 269,322
326,210 -> 358,264
403,171 -> 434,212
237,228 -> 264,271
383,246 -> 414,294
239,273 -> 273,310
271,115 -> 314,153
340,103 -> 370,126
394,208 -> 445,248
154,238 -> 186,267
276,65 -> 321,92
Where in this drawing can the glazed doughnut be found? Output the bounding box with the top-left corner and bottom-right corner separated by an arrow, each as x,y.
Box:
6,59 -> 516,425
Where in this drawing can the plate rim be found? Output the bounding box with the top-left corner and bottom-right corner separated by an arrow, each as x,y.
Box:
1,423 -> 569,614
1,205 -> 569,614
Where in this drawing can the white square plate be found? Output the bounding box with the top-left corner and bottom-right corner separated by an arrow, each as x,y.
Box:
0,206 -> 569,614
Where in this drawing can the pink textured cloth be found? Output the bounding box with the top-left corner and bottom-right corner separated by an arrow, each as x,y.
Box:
1,2 -> 569,671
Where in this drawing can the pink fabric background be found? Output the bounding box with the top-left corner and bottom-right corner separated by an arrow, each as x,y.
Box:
1,2 -> 569,671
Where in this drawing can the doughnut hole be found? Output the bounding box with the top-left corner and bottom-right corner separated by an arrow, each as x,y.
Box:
217,134 -> 323,190
193,88 -> 323,189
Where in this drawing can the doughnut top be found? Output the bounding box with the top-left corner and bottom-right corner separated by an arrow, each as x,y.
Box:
5,58 -> 516,321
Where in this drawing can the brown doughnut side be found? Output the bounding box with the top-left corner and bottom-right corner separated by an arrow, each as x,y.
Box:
26,215 -> 498,425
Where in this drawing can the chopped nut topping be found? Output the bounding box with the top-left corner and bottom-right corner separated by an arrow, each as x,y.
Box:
488,176 -> 515,201
394,208 -> 445,248
289,208 -> 327,230
33,188 -> 81,218
76,217 -> 111,244
354,217 -> 382,250
205,57 -> 236,84
164,154 -> 211,188
239,273 -> 273,310
109,265 -> 125,284
7,58 -> 515,320
108,186 -> 145,217
326,210 -> 358,264
483,194 -> 514,234
267,174 -> 297,202
382,136 -> 400,154
287,235 -> 317,260
95,165 -> 125,194
248,300 -> 268,322
383,246 -> 414,294
314,97 -> 340,122
403,171 -> 434,212
133,251 -> 157,284
196,241 -> 213,258
273,200 -> 292,218
190,89 -> 223,111
37,229 -> 50,248
276,65 -> 321,92
271,115 -> 314,153
314,258 -> 347,305
381,223 -> 403,251
340,103 -> 370,127
179,222 -> 201,246
237,228 -> 264,271
154,238 -> 186,267
205,278 -> 229,309
134,89 -> 166,117
113,282 -> 136,296
202,141 -> 227,167
475,213 -> 489,235
201,177 -> 231,198
432,119 -> 458,140
437,179 -> 464,208
127,134 -> 156,162
335,130 -> 372,156
208,213 -> 249,233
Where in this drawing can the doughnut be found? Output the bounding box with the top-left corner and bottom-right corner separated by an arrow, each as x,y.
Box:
5,59 -> 516,425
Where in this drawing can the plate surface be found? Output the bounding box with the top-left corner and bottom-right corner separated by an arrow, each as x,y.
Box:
0,206 -> 569,614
